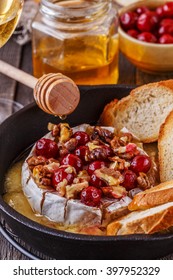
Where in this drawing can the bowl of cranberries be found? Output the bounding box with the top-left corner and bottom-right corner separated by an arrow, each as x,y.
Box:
119,0 -> 173,73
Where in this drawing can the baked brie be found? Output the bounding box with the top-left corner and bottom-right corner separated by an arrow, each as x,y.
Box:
21,123 -> 157,230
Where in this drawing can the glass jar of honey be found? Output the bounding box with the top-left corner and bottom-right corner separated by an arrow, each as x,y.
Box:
32,0 -> 119,85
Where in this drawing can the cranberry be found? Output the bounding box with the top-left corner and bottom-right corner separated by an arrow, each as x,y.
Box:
127,29 -> 139,38
135,6 -> 149,15
162,2 -> 173,17
80,186 -> 102,207
137,32 -> 157,43
120,11 -> 137,30
52,167 -> 75,189
137,12 -> 158,32
74,145 -> 89,163
73,131 -> 90,146
156,5 -> 164,18
87,160 -> 106,175
160,18 -> 173,27
126,143 -> 137,153
90,173 -> 105,188
35,138 -> 58,158
159,34 -> 173,44
122,170 -> 137,191
158,24 -> 173,36
61,154 -> 83,172
130,155 -> 151,173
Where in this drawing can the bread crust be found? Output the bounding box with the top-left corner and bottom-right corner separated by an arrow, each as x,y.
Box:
99,99 -> 118,127
128,181 -> 173,211
107,203 -> 173,235
158,110 -> 173,182
100,79 -> 173,143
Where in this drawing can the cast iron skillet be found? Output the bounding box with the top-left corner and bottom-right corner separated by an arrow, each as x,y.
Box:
0,85 -> 173,260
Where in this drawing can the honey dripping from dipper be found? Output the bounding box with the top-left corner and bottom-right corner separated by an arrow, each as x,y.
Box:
33,73 -> 80,118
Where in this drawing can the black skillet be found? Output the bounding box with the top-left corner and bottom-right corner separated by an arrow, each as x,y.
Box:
0,85 -> 173,260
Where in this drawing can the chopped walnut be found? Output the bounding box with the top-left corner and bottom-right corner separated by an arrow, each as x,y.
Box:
110,136 -> 121,150
55,179 -> 67,196
87,147 -> 108,161
48,123 -> 60,137
66,181 -> 88,199
64,138 -> 78,152
44,161 -> 60,173
137,172 -> 152,190
59,123 -> 72,143
32,165 -> 52,187
40,178 -> 52,186
113,143 -> 139,160
91,126 -> 113,143
101,185 -> 127,199
57,142 -> 69,157
119,132 -> 133,145
48,123 -> 72,143
73,170 -> 90,184
95,168 -> 124,186
109,156 -> 130,171
27,156 -> 47,170
46,158 -> 59,164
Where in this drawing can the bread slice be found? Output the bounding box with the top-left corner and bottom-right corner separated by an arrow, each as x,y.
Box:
158,110 -> 173,182
107,201 -> 173,235
100,79 -> 173,143
128,181 -> 173,211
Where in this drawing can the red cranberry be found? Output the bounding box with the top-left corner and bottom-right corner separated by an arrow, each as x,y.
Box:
35,138 -> 58,158
160,18 -> 173,27
162,2 -> 173,17
74,145 -> 89,162
61,154 -> 83,172
158,24 -> 173,36
126,143 -> 137,153
120,11 -> 137,30
127,29 -> 139,38
137,32 -> 157,43
130,155 -> 151,173
159,34 -> 173,44
90,173 -> 105,188
135,6 -> 150,15
52,167 -> 75,189
156,5 -> 164,18
122,170 -> 137,191
87,160 -> 106,175
137,12 -> 158,32
73,131 -> 90,146
80,186 -> 102,207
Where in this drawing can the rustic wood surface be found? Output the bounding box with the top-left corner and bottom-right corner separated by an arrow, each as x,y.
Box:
0,36 -> 173,260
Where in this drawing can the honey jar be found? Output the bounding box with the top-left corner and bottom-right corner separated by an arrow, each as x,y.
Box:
32,0 -> 119,85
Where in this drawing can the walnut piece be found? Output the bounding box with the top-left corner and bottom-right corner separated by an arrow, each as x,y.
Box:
137,172 -> 152,190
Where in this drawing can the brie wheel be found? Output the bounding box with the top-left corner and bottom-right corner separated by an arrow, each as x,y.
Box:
21,124 -> 149,227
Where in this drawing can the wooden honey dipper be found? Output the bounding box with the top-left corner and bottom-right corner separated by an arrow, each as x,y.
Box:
0,60 -> 80,117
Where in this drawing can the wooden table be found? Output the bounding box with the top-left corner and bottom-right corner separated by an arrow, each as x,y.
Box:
0,38 -> 173,260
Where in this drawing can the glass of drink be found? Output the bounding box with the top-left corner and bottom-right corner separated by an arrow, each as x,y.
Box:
0,0 -> 24,123
0,0 -> 24,47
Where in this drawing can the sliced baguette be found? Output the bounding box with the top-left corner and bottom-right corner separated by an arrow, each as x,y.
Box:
128,181 -> 173,211
100,80 -> 173,143
107,201 -> 173,235
158,110 -> 173,182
